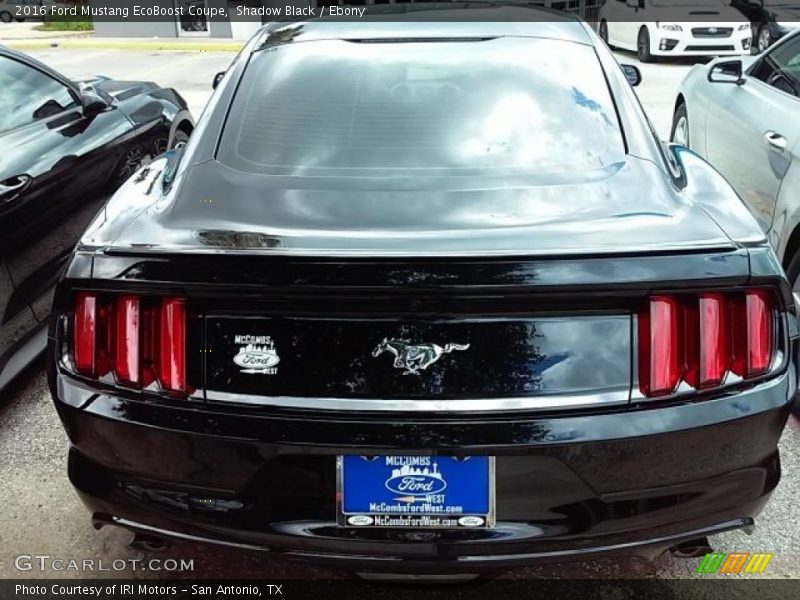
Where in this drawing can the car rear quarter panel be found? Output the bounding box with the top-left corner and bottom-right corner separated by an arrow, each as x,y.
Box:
672,145 -> 765,245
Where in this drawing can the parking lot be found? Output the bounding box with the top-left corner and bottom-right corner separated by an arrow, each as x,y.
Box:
0,45 -> 798,583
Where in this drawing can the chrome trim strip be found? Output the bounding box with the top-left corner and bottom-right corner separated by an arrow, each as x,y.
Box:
203,389 -> 631,412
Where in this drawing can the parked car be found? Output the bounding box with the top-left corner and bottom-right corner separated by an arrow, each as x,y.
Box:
598,0 -> 752,61
49,9 -> 795,576
671,31 -> 800,291
0,0 -> 55,23
732,0 -> 800,53
0,46 -> 193,392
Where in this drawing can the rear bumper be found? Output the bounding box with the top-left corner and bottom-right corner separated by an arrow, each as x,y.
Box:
90,511 -> 756,573
52,371 -> 793,573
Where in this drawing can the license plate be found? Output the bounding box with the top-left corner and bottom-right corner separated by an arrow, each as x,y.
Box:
337,456 -> 495,528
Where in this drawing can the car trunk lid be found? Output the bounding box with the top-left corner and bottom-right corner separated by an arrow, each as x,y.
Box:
103,157 -> 735,257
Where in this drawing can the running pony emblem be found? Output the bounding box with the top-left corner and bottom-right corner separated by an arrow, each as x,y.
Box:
371,338 -> 470,375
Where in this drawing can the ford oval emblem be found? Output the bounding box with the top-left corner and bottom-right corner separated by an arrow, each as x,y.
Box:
233,349 -> 280,371
385,473 -> 447,496
458,516 -> 485,527
347,515 -> 374,526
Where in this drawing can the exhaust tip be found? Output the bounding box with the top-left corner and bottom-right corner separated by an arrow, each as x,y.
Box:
669,537 -> 713,559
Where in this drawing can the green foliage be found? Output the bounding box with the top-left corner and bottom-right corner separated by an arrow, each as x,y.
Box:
36,5 -> 93,32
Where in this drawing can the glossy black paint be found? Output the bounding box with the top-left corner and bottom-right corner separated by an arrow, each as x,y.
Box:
48,14 -> 797,571
0,47 -> 193,391
205,315 -> 630,399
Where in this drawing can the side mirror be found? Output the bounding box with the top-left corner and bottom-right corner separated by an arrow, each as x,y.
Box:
708,60 -> 744,84
621,64 -> 642,87
79,88 -> 110,117
626,0 -> 641,8
212,71 -> 225,89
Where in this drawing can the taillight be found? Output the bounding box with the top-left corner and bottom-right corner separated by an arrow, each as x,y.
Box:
639,290 -> 777,398
638,296 -> 681,396
73,293 -> 97,376
745,290 -> 773,377
114,295 -> 140,385
697,293 -> 729,389
70,293 -> 188,395
159,298 -> 186,393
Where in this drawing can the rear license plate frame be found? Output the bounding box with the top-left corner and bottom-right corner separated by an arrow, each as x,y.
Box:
337,455 -> 496,529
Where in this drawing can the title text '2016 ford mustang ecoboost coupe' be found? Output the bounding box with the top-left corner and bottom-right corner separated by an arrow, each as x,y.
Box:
49,9 -> 796,576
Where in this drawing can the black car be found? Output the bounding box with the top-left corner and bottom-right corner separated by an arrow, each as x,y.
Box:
732,0 -> 800,53
0,46 -> 193,391
49,11 -> 796,576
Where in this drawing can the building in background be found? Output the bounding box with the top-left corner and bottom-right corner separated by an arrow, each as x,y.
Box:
90,0 -> 604,39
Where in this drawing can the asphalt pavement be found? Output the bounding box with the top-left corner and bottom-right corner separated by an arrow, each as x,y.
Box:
0,45 -> 798,583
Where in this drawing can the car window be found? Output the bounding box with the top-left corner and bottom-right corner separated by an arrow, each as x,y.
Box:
751,35 -> 800,96
218,38 -> 625,176
0,55 -> 78,135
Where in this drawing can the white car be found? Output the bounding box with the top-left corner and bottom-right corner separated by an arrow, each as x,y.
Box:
598,0 -> 752,61
671,30 -> 800,287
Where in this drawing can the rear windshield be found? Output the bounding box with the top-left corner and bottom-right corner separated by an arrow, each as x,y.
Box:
217,37 -> 625,176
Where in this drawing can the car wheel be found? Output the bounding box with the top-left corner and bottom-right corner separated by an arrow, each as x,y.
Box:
0,11 -> 13,23
153,129 -> 190,157
670,103 -> 689,147
637,27 -> 653,63
757,25 -> 771,53
599,21 -> 611,46
170,129 -> 190,150
113,146 -> 146,186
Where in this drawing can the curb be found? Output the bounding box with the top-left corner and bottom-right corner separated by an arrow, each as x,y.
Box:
2,39 -> 244,52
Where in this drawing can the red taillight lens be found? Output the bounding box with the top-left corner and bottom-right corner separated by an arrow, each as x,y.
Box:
639,295 -> 682,396
71,293 -> 187,395
114,295 -> 140,385
697,293 -> 729,389
736,290 -> 773,377
73,293 -> 97,376
159,298 -> 186,393
639,290 -> 776,398
747,290 -> 773,376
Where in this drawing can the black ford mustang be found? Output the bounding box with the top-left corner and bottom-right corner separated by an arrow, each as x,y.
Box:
0,45 -> 193,391
49,11 -> 796,575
